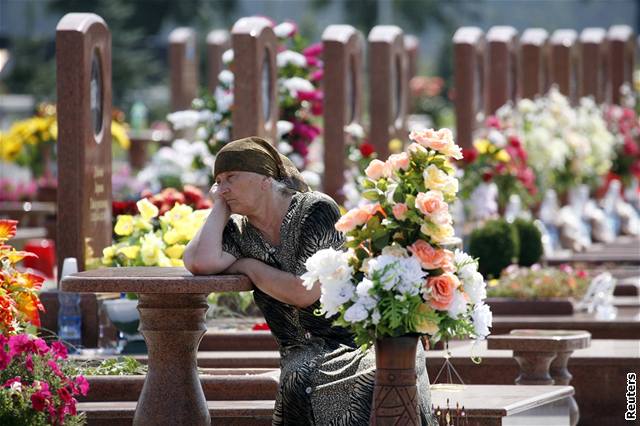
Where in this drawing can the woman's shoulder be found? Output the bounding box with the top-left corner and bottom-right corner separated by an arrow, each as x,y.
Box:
296,191 -> 340,216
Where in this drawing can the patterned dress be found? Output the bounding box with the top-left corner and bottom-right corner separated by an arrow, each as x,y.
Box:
222,191 -> 437,425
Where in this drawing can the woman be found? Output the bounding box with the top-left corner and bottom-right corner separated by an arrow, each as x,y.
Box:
184,136 -> 437,425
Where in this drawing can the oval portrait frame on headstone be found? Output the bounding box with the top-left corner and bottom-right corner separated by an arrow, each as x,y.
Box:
90,48 -> 104,142
261,50 -> 272,123
346,54 -> 357,124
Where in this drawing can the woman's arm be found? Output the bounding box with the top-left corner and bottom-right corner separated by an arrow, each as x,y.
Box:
224,258 -> 320,308
183,187 -> 237,275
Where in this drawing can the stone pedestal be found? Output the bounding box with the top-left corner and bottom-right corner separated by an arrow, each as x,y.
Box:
61,267 -> 252,426
487,329 -> 591,426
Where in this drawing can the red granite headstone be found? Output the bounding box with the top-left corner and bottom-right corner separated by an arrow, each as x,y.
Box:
453,27 -> 485,150
579,28 -> 608,103
231,17 -> 278,143
607,25 -> 635,105
56,13 -> 112,277
322,25 -> 364,203
207,29 -> 230,93
369,25 -> 408,159
520,28 -> 549,99
405,35 -> 419,114
550,29 -> 578,103
169,27 -> 198,112
486,26 -> 518,115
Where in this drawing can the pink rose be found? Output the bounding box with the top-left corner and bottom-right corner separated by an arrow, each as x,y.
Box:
335,208 -> 370,233
408,240 -> 454,271
392,203 -> 408,220
365,159 -> 389,180
426,273 -> 460,310
415,191 -> 448,216
387,152 -> 410,172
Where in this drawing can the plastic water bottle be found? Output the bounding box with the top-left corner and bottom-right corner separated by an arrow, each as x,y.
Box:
58,258 -> 82,352
130,100 -> 148,130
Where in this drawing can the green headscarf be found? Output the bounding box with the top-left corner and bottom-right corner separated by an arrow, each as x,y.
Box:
213,136 -> 309,192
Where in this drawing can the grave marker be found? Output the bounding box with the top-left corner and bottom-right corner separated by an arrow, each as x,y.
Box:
520,28 -> 549,99
550,29 -> 579,103
369,25 -> 408,159
231,17 -> 278,143
453,27 -> 484,149
404,34 -> 419,115
579,28 -> 608,103
207,30 -> 230,93
486,26 -> 518,115
322,25 -> 364,203
608,25 -> 635,105
169,27 -> 198,112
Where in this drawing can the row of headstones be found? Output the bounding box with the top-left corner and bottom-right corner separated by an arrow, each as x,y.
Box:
453,25 -> 636,149
54,13 -> 420,275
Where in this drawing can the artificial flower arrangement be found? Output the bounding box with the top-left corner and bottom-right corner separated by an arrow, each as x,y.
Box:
496,87 -> 616,197
302,129 -> 492,349
0,103 -> 131,179
604,103 -> 640,188
487,264 -> 590,300
0,334 -> 88,425
459,116 -> 537,211
0,220 -> 45,335
102,198 -> 209,268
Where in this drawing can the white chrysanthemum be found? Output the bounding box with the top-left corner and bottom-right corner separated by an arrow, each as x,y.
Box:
167,110 -> 201,130
319,281 -> 355,318
463,271 -> 487,305
274,22 -> 296,38
447,290 -> 468,319
454,249 -> 474,268
277,50 -> 307,68
277,120 -> 294,138
472,303 -> 493,339
396,256 -> 426,296
301,248 -> 352,289
344,303 -> 369,323
367,254 -> 402,291
222,49 -> 234,64
282,77 -> 314,97
345,122 -> 365,139
218,69 -> 234,85
356,278 -> 374,298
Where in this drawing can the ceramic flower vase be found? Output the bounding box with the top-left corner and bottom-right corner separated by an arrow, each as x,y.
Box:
370,335 -> 420,425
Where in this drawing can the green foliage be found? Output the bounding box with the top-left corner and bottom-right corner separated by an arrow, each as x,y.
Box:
513,219 -> 543,267
76,356 -> 147,376
469,219 -> 520,279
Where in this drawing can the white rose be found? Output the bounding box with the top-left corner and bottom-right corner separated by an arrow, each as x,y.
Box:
301,248 -> 352,290
463,272 -> 487,305
472,303 -> 493,339
447,290 -> 468,319
282,77 -> 314,97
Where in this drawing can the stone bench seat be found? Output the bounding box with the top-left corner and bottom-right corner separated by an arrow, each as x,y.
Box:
78,400 -> 275,426
82,372 -> 280,402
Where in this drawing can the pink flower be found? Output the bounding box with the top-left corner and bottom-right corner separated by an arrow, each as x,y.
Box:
409,128 -> 462,159
30,381 -> 51,412
0,348 -> 11,370
25,354 -> 33,372
8,334 -> 31,357
387,152 -> 410,172
57,386 -> 73,404
408,240 -> 454,271
74,375 -> 89,396
335,208 -> 371,233
392,203 -> 408,220
426,273 -> 460,310
47,360 -> 64,378
3,377 -> 21,388
303,42 -> 323,58
310,69 -> 324,82
51,341 -> 68,360
415,191 -> 448,216
33,338 -> 49,355
364,159 -> 389,180
297,90 -> 323,103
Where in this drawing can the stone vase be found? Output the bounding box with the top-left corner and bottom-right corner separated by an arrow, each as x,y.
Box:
370,335 -> 420,425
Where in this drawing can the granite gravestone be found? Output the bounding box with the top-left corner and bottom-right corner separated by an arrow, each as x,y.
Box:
579,28 -> 608,103
485,26 -> 518,115
322,25 -> 364,204
550,29 -> 579,103
369,25 -> 408,159
231,17 -> 278,143
520,28 -> 550,100
169,27 -> 198,112
206,29 -> 230,93
404,34 -> 419,115
607,25 -> 635,105
453,27 -> 485,150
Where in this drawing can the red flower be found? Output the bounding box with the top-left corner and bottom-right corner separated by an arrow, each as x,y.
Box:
623,136 -> 639,156
486,116 -> 501,129
461,148 -> 478,164
30,382 -> 51,412
359,142 -> 375,158
252,322 -> 270,331
482,171 -> 493,182
57,386 -> 73,404
576,270 -> 588,279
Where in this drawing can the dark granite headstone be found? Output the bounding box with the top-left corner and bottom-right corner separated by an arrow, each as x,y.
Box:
607,25 -> 635,105
485,26 -> 518,115
369,25 -> 408,159
453,27 -> 484,150
322,25 -> 364,204
207,30 -> 230,93
550,29 -> 578,103
169,27 -> 199,112
579,28 -> 608,103
231,17 -> 278,143
520,28 -> 550,99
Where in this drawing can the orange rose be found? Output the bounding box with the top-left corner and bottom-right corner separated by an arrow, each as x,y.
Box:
426,273 -> 460,310
387,152 -> 410,172
415,191 -> 448,216
365,159 -> 389,180
335,207 -> 370,233
392,203 -> 408,220
408,240 -> 453,271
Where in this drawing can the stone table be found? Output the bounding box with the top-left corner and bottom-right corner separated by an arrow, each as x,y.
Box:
61,267 -> 252,426
487,329 -> 590,426
430,385 -> 574,426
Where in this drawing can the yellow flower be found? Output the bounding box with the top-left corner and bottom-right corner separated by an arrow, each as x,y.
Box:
102,246 -> 116,259
423,164 -> 458,196
114,215 -> 134,236
164,244 -> 186,259
117,245 -> 140,260
473,139 -> 491,154
111,122 -> 131,150
170,258 -> 184,267
495,149 -> 511,163
162,203 -> 193,227
136,198 -> 159,221
414,304 -> 439,335
140,233 -> 164,266
157,255 -> 173,267
134,217 -> 153,232
489,279 -> 499,288
388,138 -> 404,154
163,228 -> 183,245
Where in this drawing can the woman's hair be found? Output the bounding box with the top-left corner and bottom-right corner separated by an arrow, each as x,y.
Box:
272,177 -> 296,196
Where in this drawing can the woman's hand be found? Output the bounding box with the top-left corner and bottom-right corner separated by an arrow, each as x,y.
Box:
208,183 -> 230,214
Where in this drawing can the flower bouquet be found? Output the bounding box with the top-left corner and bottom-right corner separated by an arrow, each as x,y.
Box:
0,334 -> 89,425
302,128 -> 492,350
0,220 -> 45,336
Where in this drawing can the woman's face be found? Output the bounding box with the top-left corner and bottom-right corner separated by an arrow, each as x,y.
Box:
215,171 -> 267,214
